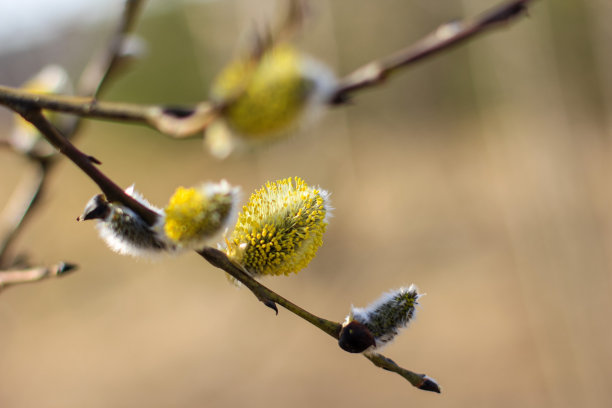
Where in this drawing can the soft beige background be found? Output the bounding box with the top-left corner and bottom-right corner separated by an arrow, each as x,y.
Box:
1,0 -> 611,407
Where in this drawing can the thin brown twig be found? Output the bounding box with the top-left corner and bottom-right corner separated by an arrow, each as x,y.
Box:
66,0 -> 147,137
77,0 -> 146,99
329,0 -> 534,104
364,352 -> 440,392
0,0 -> 534,137
0,262 -> 77,291
0,163 -> 47,267
0,0 -> 147,267
0,86 -> 217,138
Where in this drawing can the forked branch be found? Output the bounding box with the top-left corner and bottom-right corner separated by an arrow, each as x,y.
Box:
0,0 -> 535,137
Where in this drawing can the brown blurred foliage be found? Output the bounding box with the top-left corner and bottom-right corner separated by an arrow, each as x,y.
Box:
1,0 -> 611,407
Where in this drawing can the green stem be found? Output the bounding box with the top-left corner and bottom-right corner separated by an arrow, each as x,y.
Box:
198,247 -> 342,338
364,352 -> 441,393
197,247 -> 440,392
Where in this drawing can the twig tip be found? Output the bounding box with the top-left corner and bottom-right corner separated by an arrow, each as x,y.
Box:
57,262 -> 78,275
418,377 -> 441,393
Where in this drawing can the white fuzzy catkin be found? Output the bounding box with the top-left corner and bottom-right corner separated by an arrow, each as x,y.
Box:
346,285 -> 421,349
80,186 -> 174,258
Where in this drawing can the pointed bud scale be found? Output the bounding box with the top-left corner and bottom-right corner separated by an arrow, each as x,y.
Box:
163,181 -> 240,250
340,285 -> 421,352
226,177 -> 331,277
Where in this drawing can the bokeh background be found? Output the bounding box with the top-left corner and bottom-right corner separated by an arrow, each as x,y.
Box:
1,0 -> 611,407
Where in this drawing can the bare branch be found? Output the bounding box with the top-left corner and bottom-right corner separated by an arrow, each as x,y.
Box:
77,0 -> 146,99
0,0 -> 150,267
0,262 -> 77,291
0,87 -> 152,125
0,0 -> 535,138
0,163 -> 47,267
64,0 -> 147,138
198,247 -> 342,336
329,0 -> 534,104
364,352 -> 440,393
0,86 -> 218,138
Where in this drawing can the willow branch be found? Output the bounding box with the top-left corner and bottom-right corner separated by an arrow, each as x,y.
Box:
365,352 -> 440,392
77,0 -> 145,99
197,247 -> 440,392
329,0 -> 534,104
0,0 -> 149,268
0,86 -> 218,138
0,0 -> 534,137
64,0 -> 147,138
0,87 -> 150,124
0,262 -> 77,291
0,163 -> 47,267
14,108 -> 160,226
198,247 -> 342,337
0,0 -> 210,141
0,0 -> 525,389
6,105 -> 440,390
2,106 -> 440,391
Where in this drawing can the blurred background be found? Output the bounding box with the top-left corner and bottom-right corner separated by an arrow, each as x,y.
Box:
1,0 -> 611,407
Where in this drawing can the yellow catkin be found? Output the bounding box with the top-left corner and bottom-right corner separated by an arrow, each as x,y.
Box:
164,182 -> 238,249
211,45 -> 314,138
227,177 -> 330,277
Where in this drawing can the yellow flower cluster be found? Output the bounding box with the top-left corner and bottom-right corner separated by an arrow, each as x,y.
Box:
81,178 -> 332,273
164,181 -> 239,250
211,44 -> 311,138
226,177 -> 331,277
206,44 -> 336,158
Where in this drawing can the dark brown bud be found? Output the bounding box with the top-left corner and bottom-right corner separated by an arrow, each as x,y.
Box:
338,320 -> 376,353
418,377 -> 441,393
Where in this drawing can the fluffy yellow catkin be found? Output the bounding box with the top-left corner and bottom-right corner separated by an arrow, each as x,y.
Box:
206,43 -> 336,158
226,177 -> 331,277
163,181 -> 240,250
